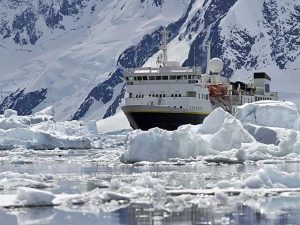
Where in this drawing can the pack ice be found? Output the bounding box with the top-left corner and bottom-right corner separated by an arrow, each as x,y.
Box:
122,101 -> 300,162
0,107 -> 98,150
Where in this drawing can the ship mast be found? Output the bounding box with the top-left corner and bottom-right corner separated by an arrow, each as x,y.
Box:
205,43 -> 211,74
157,27 -> 169,67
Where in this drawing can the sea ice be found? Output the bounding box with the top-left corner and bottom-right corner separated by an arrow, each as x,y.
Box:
215,165 -> 300,189
122,101 -> 300,162
0,171 -> 54,189
0,108 -> 100,150
235,101 -> 299,129
121,127 -> 215,163
15,187 -> 55,206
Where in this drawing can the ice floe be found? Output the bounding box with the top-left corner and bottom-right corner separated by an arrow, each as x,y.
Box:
0,171 -> 54,189
0,108 -> 100,150
1,165 -> 300,214
122,101 -> 300,162
215,165 -> 300,189
15,187 -> 55,207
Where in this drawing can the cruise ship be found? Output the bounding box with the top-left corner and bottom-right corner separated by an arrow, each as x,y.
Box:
122,28 -> 278,130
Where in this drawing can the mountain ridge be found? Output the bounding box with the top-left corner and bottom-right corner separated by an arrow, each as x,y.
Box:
0,0 -> 299,121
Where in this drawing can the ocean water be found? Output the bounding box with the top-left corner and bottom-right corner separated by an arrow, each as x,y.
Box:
0,148 -> 300,225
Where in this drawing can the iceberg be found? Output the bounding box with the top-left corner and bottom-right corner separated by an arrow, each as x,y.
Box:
0,108 -> 99,150
122,101 -> 300,162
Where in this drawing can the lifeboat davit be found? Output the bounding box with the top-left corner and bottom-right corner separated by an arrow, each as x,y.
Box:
208,84 -> 228,97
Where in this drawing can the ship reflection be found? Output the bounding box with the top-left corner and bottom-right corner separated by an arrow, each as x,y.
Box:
0,200 -> 298,225
115,202 -> 297,225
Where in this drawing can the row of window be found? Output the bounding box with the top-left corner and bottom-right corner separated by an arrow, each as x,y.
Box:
255,97 -> 272,101
126,75 -> 201,81
190,106 -> 202,110
129,93 -> 209,99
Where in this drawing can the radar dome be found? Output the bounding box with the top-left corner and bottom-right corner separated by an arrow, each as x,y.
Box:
208,58 -> 224,74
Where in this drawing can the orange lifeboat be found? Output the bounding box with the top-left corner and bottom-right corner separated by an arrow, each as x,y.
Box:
208,84 -> 228,97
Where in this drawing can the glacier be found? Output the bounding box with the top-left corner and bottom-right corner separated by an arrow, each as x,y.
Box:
0,0 -> 299,122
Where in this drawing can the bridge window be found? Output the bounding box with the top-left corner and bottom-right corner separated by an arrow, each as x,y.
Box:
137,76 -> 142,81
187,91 -> 196,97
156,76 -> 162,80
149,76 -> 155,80
159,94 -> 162,98
170,76 -> 176,80
142,76 -> 148,80
162,76 -> 168,80
179,94 -> 182,97
171,94 -> 174,97
176,75 -> 183,80
129,93 -> 133,98
188,75 -> 191,79
175,94 -> 178,97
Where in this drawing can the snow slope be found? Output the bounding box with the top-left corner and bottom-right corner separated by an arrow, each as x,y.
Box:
0,0 -> 190,121
0,0 -> 299,122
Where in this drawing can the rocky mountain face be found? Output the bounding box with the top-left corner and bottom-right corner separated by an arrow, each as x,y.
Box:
0,0 -> 299,121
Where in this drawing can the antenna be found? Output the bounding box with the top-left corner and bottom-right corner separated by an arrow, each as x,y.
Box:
205,42 -> 211,74
193,45 -> 196,67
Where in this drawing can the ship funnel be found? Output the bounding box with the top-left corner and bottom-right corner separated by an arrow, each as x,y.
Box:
208,58 -> 224,74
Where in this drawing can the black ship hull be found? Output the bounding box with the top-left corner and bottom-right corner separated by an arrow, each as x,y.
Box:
122,105 -> 209,131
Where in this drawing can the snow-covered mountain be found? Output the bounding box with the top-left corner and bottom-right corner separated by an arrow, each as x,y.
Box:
0,0 -> 299,121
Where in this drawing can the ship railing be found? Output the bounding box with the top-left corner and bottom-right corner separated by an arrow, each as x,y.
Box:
124,67 -> 202,76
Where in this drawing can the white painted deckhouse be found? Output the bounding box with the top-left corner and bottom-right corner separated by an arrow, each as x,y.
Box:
122,28 -> 278,130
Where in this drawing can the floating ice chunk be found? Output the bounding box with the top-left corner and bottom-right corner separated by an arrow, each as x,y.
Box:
121,127 -> 215,162
87,120 -> 99,135
35,106 -> 55,117
4,109 -> 18,118
0,112 -> 99,149
198,107 -> 232,134
15,187 -> 55,206
235,101 -> 299,129
278,130 -> 298,156
215,165 -> 300,189
0,171 -> 53,189
243,165 -> 300,189
209,114 -> 255,151
0,171 -> 52,182
235,149 -> 246,161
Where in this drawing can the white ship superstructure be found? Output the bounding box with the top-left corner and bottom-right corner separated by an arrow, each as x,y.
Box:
122,28 -> 278,130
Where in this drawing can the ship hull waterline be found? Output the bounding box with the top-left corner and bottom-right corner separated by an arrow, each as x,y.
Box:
122,105 -> 209,131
